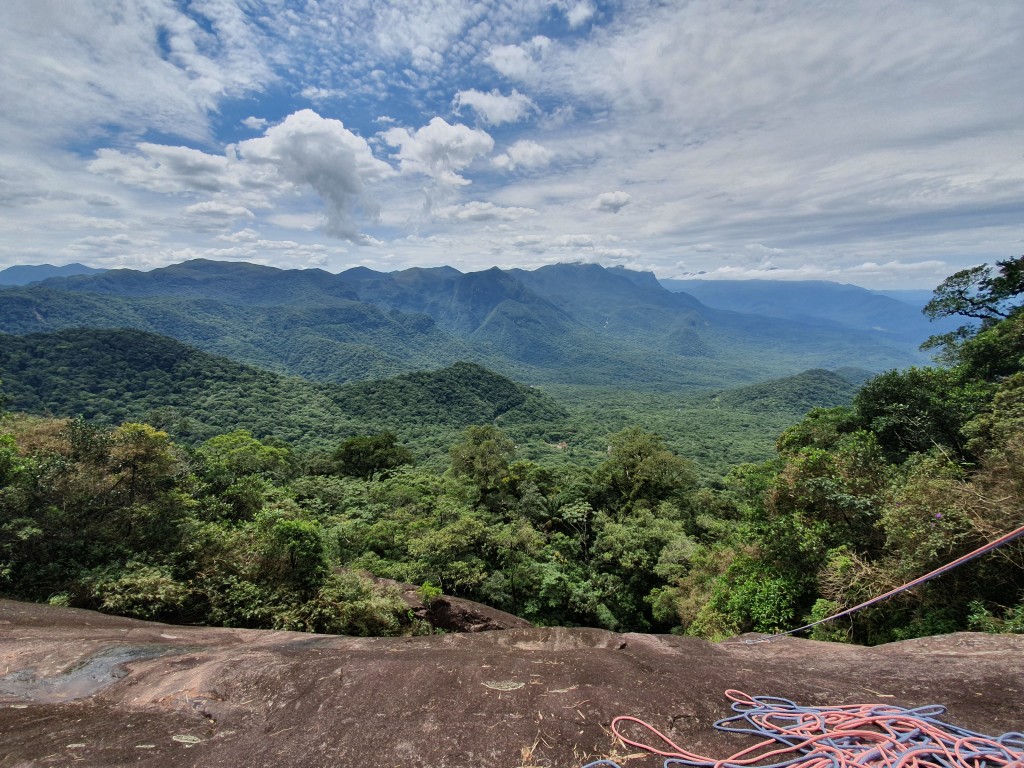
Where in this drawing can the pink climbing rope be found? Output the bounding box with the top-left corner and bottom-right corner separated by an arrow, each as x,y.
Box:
584,690 -> 1024,768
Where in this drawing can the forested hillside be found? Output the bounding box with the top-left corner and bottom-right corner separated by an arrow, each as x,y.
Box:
708,368 -> 860,413
1,258 -> 1021,643
0,329 -> 567,457
0,260 -> 927,389
0,328 -> 867,476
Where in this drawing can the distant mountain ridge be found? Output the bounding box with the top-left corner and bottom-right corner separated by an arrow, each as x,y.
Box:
0,262 -> 105,285
0,259 -> 929,390
660,278 -> 958,341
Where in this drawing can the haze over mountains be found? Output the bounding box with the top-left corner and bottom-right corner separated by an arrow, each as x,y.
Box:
0,263 -> 105,286
0,259 -> 934,391
660,278 -> 960,341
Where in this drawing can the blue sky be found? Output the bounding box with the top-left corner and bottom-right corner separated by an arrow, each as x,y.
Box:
1,0 -> 1022,288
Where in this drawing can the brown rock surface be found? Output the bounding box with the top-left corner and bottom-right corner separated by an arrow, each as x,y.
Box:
1,598 -> 1022,767
377,578 -> 534,632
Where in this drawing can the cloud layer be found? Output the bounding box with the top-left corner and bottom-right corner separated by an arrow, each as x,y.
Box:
0,0 -> 1021,287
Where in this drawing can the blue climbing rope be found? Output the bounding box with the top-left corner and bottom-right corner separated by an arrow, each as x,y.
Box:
583,690 -> 1024,768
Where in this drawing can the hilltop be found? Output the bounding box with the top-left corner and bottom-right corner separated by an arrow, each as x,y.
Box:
0,328 -> 568,453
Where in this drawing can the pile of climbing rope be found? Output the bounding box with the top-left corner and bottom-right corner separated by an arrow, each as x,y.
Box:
583,690 -> 1024,768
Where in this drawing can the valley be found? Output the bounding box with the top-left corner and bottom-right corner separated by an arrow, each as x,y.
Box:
0,257 -> 1021,649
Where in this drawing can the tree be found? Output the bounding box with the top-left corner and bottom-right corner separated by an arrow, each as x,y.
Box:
851,368 -> 989,463
108,423 -> 180,506
448,425 -> 516,500
260,514 -> 328,599
332,432 -> 413,480
924,256 -> 1024,324
593,427 -> 696,517
198,429 -> 293,485
923,256 -> 1024,355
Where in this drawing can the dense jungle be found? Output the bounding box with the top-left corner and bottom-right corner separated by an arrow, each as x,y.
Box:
0,257 -> 1021,644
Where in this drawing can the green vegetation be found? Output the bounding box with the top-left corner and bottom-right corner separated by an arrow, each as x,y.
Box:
708,369 -> 859,414
0,257 -> 1021,642
0,259 -> 927,390
0,328 -> 858,477
0,329 -> 568,461
662,258 -> 1024,642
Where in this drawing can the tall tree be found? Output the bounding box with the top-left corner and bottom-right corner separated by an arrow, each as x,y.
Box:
332,432 -> 413,480
923,255 -> 1024,356
593,427 -> 696,517
449,425 -> 516,502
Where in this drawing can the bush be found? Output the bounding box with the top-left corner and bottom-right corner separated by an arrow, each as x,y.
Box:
281,572 -> 429,636
88,562 -> 191,621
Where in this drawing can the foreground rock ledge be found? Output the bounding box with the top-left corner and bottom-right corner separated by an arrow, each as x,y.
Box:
1,599 -> 1022,768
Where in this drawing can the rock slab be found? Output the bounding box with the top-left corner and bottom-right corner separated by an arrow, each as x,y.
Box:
1,599 -> 1022,767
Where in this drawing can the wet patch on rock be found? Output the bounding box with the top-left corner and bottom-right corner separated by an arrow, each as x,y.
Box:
0,644 -> 180,702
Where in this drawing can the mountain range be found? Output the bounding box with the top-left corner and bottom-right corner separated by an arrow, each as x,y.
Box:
0,262 -> 105,286
0,259 -> 932,390
660,278 -> 958,341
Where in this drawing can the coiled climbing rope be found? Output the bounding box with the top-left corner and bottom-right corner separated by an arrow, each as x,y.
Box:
582,690 -> 1024,768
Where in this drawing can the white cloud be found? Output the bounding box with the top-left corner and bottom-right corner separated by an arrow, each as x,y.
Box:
370,2 -> 487,71
593,190 -> 631,213
88,144 -> 242,194
485,36 -> 551,79
238,110 -> 395,239
434,201 -> 537,222
89,110 -> 394,242
55,215 -> 128,231
689,259 -> 951,286
0,0 -> 272,145
493,140 -> 554,172
381,117 -> 494,186
2,1 -> 1022,287
65,233 -> 161,255
551,234 -> 594,248
453,89 -> 536,126
511,235 -> 546,249
184,201 -> 254,219
564,2 -> 596,29
267,213 -> 324,231
301,86 -> 346,102
217,228 -> 260,243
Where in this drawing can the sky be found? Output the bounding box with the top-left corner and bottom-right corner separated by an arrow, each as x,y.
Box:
1,0 -> 1022,289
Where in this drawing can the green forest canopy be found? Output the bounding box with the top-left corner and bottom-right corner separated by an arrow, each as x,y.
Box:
0,256 -> 1022,642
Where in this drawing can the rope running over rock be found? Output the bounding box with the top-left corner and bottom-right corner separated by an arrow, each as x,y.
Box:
583,689 -> 1024,768
748,522 -> 1024,644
